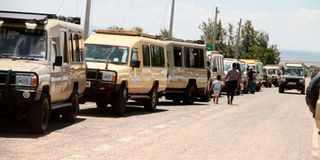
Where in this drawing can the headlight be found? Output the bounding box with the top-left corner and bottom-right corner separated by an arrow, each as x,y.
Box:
15,73 -> 37,87
100,71 -> 116,81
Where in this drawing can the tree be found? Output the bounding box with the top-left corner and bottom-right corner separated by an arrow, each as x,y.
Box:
160,28 -> 170,39
131,26 -> 143,33
199,18 -> 214,46
224,23 -> 235,58
240,20 -> 256,56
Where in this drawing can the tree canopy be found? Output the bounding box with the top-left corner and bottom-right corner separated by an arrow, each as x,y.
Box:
199,19 -> 280,64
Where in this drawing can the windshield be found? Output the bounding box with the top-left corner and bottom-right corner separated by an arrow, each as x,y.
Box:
224,61 -> 232,71
85,44 -> 129,64
267,69 -> 277,75
284,67 -> 304,76
0,27 -> 46,60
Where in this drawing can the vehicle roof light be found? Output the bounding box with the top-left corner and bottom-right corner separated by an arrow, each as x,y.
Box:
25,22 -> 37,29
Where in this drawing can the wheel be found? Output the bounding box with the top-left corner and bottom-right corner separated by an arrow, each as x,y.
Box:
144,86 -> 158,111
256,84 -> 261,91
306,73 -> 320,116
62,90 -> 79,122
172,98 -> 181,104
301,85 -> 305,94
111,86 -> 127,116
183,85 -> 196,105
279,85 -> 285,93
96,95 -> 108,110
28,93 -> 50,134
200,89 -> 210,102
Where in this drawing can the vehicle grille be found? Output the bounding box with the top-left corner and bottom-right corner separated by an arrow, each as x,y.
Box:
86,70 -> 102,80
286,78 -> 299,83
0,71 -> 15,85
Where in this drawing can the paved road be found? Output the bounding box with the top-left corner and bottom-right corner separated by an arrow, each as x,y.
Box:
0,87 -> 317,160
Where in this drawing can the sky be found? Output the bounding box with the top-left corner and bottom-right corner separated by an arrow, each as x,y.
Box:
0,0 -> 320,53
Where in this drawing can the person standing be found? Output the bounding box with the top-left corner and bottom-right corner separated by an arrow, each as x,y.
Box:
248,67 -> 257,93
211,75 -> 223,104
225,63 -> 240,105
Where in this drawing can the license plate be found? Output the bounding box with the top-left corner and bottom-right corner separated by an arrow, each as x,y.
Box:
288,82 -> 296,85
86,81 -> 91,87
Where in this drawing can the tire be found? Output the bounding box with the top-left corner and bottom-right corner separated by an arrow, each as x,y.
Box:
306,73 -> 320,116
28,93 -> 50,134
256,84 -> 261,91
96,95 -> 108,110
111,86 -> 127,116
183,85 -> 196,105
200,89 -> 210,102
173,98 -> 181,104
144,86 -> 158,111
62,91 -> 79,122
279,85 -> 285,93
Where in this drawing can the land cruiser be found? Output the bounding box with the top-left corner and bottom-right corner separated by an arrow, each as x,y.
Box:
223,58 -> 243,95
240,59 -> 264,91
263,65 -> 280,87
279,62 -> 305,94
82,30 -> 167,115
207,52 -> 225,95
162,40 -> 209,104
0,11 -> 86,133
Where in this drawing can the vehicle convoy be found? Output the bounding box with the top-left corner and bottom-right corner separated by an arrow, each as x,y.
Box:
163,40 -> 209,104
240,59 -> 264,91
0,11 -> 86,133
81,30 -> 168,115
263,65 -> 281,87
279,62 -> 306,94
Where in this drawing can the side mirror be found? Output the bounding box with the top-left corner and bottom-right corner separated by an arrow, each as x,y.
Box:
132,60 -> 140,68
54,56 -> 63,67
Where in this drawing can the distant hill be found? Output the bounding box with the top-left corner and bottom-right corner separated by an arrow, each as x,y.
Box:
280,49 -> 320,66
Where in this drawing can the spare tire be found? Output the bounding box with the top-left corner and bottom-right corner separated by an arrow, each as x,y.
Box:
306,73 -> 320,117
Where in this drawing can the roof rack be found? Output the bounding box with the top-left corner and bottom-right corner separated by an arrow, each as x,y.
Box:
95,29 -> 161,39
0,10 -> 81,25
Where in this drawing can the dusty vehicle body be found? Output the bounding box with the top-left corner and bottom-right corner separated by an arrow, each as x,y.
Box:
0,11 -> 86,133
207,52 -> 225,88
163,41 -> 208,104
82,30 -> 168,115
263,65 -> 280,87
279,62 -> 305,94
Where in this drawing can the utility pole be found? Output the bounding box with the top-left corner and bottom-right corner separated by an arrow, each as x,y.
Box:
84,0 -> 91,40
169,0 -> 175,39
235,18 -> 242,59
212,7 -> 219,52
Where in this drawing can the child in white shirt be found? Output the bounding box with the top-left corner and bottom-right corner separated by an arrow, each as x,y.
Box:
211,75 -> 223,104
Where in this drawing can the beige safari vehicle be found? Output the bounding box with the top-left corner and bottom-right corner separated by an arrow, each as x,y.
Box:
207,51 -> 225,86
82,30 -> 167,115
162,40 -> 209,104
240,59 -> 264,91
0,11 -> 86,133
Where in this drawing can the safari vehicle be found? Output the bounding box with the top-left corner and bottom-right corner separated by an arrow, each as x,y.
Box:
207,51 -> 225,94
279,62 -> 306,94
263,65 -> 280,87
162,40 -> 208,104
239,60 -> 249,93
240,59 -> 264,91
223,58 -> 242,95
0,11 -> 86,133
82,30 -> 167,115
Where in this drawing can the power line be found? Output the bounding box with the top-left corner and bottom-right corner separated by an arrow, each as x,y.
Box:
56,0 -> 66,14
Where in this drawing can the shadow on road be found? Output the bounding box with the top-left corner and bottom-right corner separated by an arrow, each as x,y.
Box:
79,103 -> 168,118
0,115 -> 86,138
280,91 -> 305,95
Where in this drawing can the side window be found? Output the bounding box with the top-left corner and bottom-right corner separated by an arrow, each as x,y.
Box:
50,41 -> 57,63
142,45 -> 150,67
194,49 -> 204,68
151,45 -> 165,67
131,48 -> 139,67
174,47 -> 182,67
61,31 -> 68,63
69,33 -> 74,63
